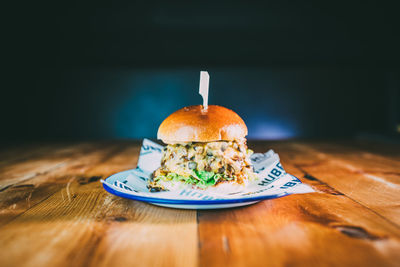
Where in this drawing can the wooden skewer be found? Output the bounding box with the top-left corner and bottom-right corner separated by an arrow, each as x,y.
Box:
199,71 -> 209,110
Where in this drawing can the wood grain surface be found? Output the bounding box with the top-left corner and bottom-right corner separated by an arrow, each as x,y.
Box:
0,140 -> 399,267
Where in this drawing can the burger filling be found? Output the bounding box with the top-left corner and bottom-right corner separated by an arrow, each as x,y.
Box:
148,140 -> 258,191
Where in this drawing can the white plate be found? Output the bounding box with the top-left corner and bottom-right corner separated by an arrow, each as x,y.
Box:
101,139 -> 314,210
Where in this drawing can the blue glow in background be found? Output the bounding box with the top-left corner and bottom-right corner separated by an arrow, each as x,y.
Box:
18,67 -> 388,141
3,1 -> 399,143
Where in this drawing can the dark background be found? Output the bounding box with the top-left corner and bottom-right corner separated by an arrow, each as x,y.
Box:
3,1 -> 400,143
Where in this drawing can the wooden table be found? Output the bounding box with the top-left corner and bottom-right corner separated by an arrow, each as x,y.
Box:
0,140 -> 399,267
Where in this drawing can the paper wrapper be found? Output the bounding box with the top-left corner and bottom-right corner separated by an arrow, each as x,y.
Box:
101,139 -> 314,201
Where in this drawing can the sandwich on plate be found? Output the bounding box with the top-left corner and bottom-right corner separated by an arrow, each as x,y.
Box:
148,105 -> 258,192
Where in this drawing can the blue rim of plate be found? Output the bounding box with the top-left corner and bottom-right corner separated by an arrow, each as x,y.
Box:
102,171 -> 292,205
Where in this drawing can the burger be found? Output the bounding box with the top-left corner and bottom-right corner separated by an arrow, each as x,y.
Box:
148,105 -> 258,191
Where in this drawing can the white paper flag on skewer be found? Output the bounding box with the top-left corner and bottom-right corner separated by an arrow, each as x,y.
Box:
199,71 -> 210,110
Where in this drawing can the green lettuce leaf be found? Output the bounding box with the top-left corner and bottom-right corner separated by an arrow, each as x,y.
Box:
156,169 -> 228,188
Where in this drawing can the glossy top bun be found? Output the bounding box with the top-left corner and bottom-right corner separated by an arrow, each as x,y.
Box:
157,105 -> 248,144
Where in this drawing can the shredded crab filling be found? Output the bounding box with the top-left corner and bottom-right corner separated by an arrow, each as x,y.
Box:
148,140 -> 257,191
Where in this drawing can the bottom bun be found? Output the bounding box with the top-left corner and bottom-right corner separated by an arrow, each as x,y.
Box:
156,179 -> 249,194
